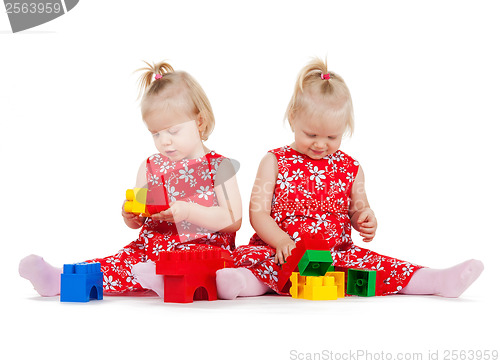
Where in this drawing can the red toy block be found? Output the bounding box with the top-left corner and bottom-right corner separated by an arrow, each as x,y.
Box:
277,233 -> 330,294
156,248 -> 233,303
145,174 -> 169,215
124,174 -> 170,217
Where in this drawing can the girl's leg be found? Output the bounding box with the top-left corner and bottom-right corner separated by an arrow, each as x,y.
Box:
19,255 -> 62,296
131,262 -> 164,297
399,259 -> 484,298
132,265 -> 272,300
216,267 -> 272,300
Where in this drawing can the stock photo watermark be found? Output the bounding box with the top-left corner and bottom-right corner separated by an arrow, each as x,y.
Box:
289,348 -> 499,362
3,0 -> 78,33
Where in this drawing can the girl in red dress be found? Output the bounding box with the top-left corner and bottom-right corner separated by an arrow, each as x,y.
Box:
19,61 -> 242,296
216,58 -> 484,299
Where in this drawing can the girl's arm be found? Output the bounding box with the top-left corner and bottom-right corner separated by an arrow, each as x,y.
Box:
152,158 -> 242,233
122,159 -> 147,229
249,153 -> 296,264
349,165 -> 377,242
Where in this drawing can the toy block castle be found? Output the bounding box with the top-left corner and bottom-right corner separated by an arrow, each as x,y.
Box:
60,262 -> 103,302
156,248 -> 232,303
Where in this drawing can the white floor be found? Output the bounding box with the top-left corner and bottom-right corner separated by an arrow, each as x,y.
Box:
5,280 -> 498,364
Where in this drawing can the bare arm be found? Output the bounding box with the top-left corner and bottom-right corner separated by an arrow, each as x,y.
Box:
349,165 -> 377,242
249,153 -> 296,264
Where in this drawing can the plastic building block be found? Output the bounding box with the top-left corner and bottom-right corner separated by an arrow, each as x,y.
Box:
326,271 -> 345,298
289,272 -> 338,300
145,174 -> 169,215
298,250 -> 334,276
60,262 -> 103,302
124,188 -> 148,215
124,175 -> 169,217
346,269 -> 377,297
156,248 -> 233,303
277,233 -> 331,294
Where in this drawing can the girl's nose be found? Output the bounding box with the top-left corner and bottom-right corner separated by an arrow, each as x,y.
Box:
314,140 -> 326,149
158,131 -> 172,146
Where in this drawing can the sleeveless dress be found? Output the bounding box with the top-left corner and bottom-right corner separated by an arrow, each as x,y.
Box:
232,146 -> 423,296
86,151 -> 236,293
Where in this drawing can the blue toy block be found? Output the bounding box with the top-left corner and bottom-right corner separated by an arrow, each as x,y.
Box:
60,262 -> 103,302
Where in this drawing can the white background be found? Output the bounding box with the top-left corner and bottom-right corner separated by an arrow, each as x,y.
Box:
1,1 -> 499,363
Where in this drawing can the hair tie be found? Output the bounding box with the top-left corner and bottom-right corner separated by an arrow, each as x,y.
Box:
154,73 -> 163,80
321,73 -> 330,80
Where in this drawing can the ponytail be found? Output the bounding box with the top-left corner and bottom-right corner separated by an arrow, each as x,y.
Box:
135,60 -> 216,141
135,60 -> 174,100
285,57 -> 354,136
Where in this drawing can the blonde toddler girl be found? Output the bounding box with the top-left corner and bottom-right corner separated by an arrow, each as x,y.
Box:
216,58 -> 484,299
20,61 -> 242,297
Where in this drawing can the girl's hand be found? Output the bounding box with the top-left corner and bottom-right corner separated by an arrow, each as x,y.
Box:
121,201 -> 145,228
357,209 -> 377,242
150,201 -> 191,223
274,238 -> 296,265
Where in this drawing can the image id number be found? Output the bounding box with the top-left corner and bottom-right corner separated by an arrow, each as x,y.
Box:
5,2 -> 63,14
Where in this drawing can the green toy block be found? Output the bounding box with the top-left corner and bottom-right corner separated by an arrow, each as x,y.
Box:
297,250 -> 334,276
346,269 -> 376,297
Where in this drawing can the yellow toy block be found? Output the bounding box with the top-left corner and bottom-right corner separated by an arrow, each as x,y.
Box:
325,271 -> 345,298
124,188 -> 149,216
304,276 -> 337,300
290,272 -> 338,300
290,272 -> 306,298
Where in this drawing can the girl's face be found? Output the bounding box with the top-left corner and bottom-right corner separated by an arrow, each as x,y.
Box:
143,106 -> 205,161
290,112 -> 346,160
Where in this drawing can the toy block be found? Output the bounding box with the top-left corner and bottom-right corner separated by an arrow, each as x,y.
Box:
145,174 -> 169,215
124,188 -> 148,215
124,175 -> 170,217
304,276 -> 337,300
277,233 -> 331,294
289,272 -> 306,298
298,250 -> 334,276
290,272 -> 338,300
156,248 -> 229,303
346,269 -> 377,297
60,262 -> 103,302
332,266 -> 349,294
325,271 -> 345,298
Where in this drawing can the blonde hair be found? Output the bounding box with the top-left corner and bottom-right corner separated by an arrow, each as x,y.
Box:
136,60 -> 215,141
285,58 -> 354,136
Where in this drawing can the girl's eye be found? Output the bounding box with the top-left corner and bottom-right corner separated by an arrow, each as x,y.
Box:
153,133 -> 160,138
328,136 -> 337,140
306,133 -> 316,138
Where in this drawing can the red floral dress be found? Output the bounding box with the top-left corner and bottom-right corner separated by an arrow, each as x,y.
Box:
232,146 -> 423,296
86,151 -> 236,293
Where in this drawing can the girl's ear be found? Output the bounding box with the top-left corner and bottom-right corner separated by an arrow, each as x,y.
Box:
196,112 -> 205,129
196,112 -> 208,140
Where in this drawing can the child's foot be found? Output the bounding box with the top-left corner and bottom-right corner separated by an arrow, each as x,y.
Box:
400,259 -> 484,298
131,262 -> 164,298
216,267 -> 271,300
19,255 -> 61,297
436,259 -> 484,298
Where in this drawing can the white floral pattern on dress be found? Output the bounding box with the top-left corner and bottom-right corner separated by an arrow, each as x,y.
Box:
232,146 -> 423,296
86,151 -> 236,293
